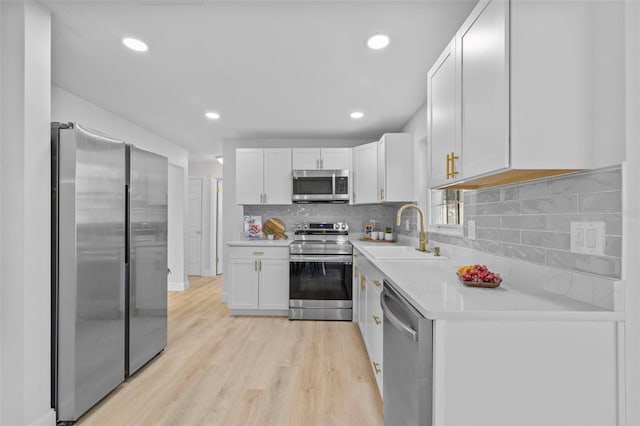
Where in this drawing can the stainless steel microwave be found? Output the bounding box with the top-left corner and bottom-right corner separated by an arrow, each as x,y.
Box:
291,170 -> 349,203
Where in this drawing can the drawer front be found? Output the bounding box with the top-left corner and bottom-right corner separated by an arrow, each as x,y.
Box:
228,246 -> 289,259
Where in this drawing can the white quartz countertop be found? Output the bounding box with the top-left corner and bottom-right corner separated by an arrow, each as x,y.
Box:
351,240 -> 622,321
226,239 -> 292,247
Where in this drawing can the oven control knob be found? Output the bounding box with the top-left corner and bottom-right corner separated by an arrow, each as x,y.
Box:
333,223 -> 339,230
341,223 -> 347,230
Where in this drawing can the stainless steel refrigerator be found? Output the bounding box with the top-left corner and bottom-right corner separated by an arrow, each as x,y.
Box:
51,122 -> 168,422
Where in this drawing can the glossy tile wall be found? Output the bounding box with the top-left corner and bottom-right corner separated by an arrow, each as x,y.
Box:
243,203 -> 407,237
431,166 -> 622,279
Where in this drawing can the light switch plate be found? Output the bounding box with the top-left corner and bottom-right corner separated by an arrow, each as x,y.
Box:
570,221 -> 605,255
468,220 -> 476,240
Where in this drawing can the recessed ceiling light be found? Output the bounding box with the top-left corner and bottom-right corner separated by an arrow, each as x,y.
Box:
215,156 -> 224,164
205,112 -> 220,120
367,34 -> 390,50
350,111 -> 364,119
122,37 -> 149,52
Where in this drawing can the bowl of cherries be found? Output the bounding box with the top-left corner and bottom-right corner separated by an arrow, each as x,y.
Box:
456,264 -> 502,288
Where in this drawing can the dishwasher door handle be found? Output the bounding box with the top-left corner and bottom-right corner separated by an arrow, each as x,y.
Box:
380,290 -> 418,342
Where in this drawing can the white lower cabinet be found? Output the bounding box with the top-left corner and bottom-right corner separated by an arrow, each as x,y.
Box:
228,246 -> 289,314
354,249 -> 384,398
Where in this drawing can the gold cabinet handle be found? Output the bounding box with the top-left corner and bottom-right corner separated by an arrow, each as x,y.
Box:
253,251 -> 264,255
320,158 -> 324,169
450,152 -> 459,178
258,260 -> 262,272
254,260 -> 257,271
372,361 -> 381,375
380,188 -> 384,201
373,315 -> 381,325
373,279 -> 382,287
353,192 -> 356,203
354,266 -> 359,279
360,275 -> 366,291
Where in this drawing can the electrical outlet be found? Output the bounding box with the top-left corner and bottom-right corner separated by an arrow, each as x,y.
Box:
468,220 -> 476,240
571,221 -> 605,255
405,219 -> 410,231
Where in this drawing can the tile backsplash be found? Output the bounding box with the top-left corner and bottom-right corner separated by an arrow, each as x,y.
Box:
243,203 -> 407,237
430,166 -> 622,279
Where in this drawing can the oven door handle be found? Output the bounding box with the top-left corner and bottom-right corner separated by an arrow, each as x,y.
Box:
289,255 -> 353,263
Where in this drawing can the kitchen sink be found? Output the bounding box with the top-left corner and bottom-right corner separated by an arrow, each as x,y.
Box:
362,245 -> 447,260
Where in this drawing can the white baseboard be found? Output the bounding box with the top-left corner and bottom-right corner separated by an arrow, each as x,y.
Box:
230,309 -> 287,316
29,409 -> 56,426
168,281 -> 189,291
201,269 -> 216,277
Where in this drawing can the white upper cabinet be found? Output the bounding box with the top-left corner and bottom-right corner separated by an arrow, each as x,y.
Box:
292,147 -> 351,170
235,148 -> 292,205
235,148 -> 264,205
291,148 -> 320,169
352,142 -> 378,204
458,0 -> 509,180
320,148 -> 351,170
428,40 -> 458,189
429,0 -> 624,189
377,134 -> 415,203
262,149 -> 292,204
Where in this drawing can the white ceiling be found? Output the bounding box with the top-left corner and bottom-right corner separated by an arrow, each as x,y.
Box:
46,0 -> 476,158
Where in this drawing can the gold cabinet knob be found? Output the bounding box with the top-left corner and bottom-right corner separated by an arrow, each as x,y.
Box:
373,315 -> 381,325
195,229 -> 201,235
360,275 -> 366,291
372,361 -> 381,375
373,279 -> 382,287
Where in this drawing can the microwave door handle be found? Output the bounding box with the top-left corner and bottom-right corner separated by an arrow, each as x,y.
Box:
332,173 -> 336,199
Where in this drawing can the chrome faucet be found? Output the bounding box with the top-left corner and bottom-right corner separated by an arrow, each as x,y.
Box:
396,204 -> 428,252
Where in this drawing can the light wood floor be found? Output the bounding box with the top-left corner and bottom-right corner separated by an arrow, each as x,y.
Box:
78,276 -> 384,426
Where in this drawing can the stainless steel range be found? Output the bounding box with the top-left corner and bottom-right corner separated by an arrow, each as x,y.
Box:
289,222 -> 353,321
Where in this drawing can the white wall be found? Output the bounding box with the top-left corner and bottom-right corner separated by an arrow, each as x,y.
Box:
401,101 -> 428,213
0,2 -> 55,425
190,159 -> 223,179
624,2 -> 640,424
189,160 -> 223,277
222,138 -> 369,300
168,165 -> 187,290
51,85 -> 190,289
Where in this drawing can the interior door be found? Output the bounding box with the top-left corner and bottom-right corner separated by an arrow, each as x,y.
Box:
186,178 -> 202,275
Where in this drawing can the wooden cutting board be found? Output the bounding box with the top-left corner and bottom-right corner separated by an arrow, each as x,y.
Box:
263,218 -> 288,239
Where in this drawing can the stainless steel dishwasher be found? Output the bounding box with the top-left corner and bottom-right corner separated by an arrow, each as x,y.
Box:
381,279 -> 433,426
